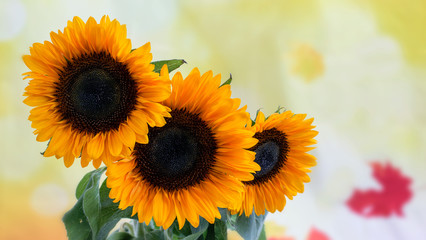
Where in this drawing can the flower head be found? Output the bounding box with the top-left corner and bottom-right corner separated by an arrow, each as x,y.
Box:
106,68 -> 260,229
233,110 -> 317,216
23,16 -> 171,168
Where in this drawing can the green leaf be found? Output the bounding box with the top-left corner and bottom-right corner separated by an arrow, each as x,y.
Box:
190,217 -> 209,234
181,218 -> 209,240
215,208 -> 229,239
170,220 -> 192,238
76,171 -> 94,199
181,231 -> 205,240
96,180 -> 134,240
142,230 -> 164,240
219,74 -> 232,87
82,168 -> 106,239
234,211 -> 267,240
160,227 -> 174,240
107,232 -> 137,240
63,198 -> 92,240
63,167 -> 106,240
213,220 -> 227,240
65,167 -> 135,240
151,59 -> 186,73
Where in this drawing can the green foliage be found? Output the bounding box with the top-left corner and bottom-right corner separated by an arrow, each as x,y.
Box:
96,181 -> 134,240
213,221 -> 227,240
76,170 -> 93,199
232,211 -> 268,240
65,168 -> 268,240
64,167 -> 135,240
63,167 -> 106,240
83,168 -> 103,237
151,59 -> 186,74
62,196 -> 92,240
225,210 -> 268,240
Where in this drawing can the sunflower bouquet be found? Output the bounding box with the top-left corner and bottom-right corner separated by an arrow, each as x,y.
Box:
23,16 -> 317,240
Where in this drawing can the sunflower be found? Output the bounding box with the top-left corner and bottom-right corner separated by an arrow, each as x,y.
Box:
23,16 -> 171,168
233,110 -> 317,216
106,67 -> 260,229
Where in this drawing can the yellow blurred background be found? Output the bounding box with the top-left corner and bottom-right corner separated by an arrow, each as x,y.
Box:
1,0 -> 425,239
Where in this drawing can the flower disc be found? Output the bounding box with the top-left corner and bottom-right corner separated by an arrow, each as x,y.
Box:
234,111 -> 318,216
23,16 -> 171,168
134,109 -> 217,192
106,68 -> 260,229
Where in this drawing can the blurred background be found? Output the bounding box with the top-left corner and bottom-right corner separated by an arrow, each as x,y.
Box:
1,0 -> 425,239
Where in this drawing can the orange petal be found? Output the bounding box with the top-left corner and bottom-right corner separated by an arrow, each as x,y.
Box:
118,124 -> 136,148
87,133 -> 105,159
63,151 -> 75,168
108,131 -> 122,156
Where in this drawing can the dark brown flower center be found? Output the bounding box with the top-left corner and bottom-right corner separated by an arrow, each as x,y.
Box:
134,109 -> 217,192
55,51 -> 137,134
244,128 -> 289,185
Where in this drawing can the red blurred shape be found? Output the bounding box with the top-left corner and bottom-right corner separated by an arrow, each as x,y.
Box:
347,162 -> 412,217
306,227 -> 330,240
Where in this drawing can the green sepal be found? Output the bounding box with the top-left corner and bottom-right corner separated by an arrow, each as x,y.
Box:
219,74 -> 232,87
274,106 -> 285,114
251,108 -> 263,126
151,59 -> 186,74
40,139 -> 51,156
